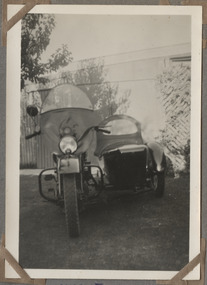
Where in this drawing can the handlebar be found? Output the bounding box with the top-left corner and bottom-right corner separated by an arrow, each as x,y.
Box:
25,125 -> 110,141
25,131 -> 41,140
78,126 -> 110,142
96,128 -> 111,134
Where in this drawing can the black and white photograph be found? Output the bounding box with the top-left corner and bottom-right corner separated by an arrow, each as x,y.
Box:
5,4 -> 202,280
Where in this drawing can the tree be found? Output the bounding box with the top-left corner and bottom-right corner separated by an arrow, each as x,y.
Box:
21,14 -> 73,89
65,58 -> 130,119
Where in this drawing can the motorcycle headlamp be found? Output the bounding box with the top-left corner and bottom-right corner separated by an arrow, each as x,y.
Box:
59,135 -> 78,154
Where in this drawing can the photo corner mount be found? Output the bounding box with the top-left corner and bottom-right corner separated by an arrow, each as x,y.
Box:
0,234 -> 46,285
157,238 -> 206,285
1,0 -> 51,47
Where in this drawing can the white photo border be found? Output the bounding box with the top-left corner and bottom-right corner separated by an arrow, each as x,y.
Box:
6,4 -> 202,280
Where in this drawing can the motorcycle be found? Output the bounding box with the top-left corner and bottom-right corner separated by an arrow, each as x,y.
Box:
25,83 -> 166,238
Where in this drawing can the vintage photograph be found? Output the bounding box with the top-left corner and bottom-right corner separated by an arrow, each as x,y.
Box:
5,5 -> 202,280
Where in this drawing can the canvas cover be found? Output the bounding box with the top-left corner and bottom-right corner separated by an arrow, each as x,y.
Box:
95,115 -> 144,157
40,108 -> 100,154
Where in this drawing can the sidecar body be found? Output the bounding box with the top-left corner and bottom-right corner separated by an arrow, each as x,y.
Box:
95,115 -> 166,192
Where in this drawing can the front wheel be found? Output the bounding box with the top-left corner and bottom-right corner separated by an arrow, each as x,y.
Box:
62,174 -> 80,237
151,172 -> 165,198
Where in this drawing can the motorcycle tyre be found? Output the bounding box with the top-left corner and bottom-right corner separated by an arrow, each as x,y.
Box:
152,172 -> 165,198
62,174 -> 80,238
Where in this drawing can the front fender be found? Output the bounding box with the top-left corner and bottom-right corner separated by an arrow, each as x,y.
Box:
147,142 -> 166,172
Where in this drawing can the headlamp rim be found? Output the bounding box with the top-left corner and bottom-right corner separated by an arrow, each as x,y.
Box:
59,135 -> 78,154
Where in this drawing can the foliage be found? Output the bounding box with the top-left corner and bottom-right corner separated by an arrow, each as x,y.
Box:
156,62 -> 191,173
64,59 -> 130,119
182,139 -> 190,175
21,14 -> 73,89
165,156 -> 175,177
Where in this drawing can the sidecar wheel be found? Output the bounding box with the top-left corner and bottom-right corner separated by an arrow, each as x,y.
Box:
62,174 -> 80,238
152,172 -> 165,198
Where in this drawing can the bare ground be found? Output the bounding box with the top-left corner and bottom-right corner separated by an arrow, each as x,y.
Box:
19,173 -> 189,271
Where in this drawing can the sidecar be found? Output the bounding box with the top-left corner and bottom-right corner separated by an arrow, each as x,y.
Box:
95,115 -> 166,197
